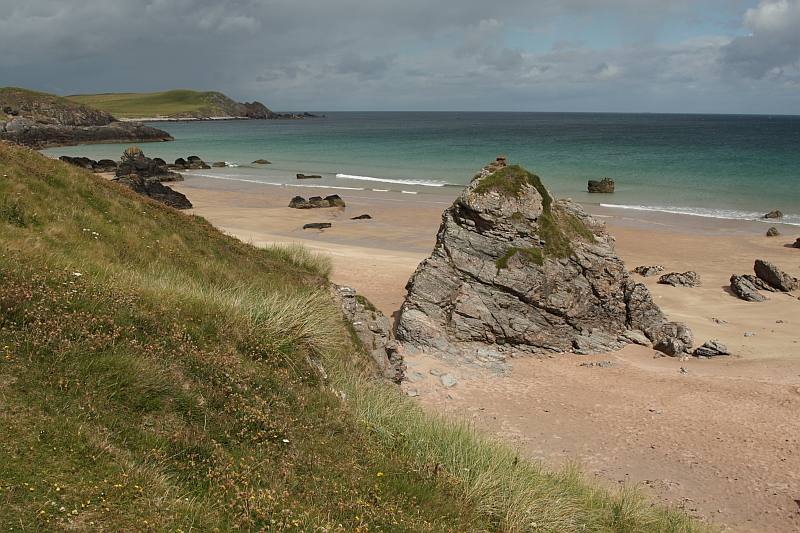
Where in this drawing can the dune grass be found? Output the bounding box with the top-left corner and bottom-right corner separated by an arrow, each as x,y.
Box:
0,142 -> 715,532
66,90 -> 229,118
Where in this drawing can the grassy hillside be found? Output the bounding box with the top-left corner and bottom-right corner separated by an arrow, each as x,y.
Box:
66,90 -> 236,119
0,142 -> 713,532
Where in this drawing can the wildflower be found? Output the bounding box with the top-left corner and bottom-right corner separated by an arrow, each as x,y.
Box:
376,472 -> 383,477
72,272 -> 82,277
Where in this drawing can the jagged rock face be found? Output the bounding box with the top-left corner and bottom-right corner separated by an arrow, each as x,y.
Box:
396,162 -> 668,355
113,174 -> 192,210
116,146 -> 182,182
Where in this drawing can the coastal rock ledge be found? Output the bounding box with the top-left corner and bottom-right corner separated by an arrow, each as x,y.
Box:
396,158 -> 687,356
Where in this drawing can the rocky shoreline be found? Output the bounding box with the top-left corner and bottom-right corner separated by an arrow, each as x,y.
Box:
1,87 -> 173,148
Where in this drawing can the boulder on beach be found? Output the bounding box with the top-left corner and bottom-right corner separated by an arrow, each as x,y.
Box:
694,340 -> 730,358
763,210 -> 783,219
288,195 -> 346,209
793,237 -> 800,249
303,222 -> 331,230
649,322 -> 694,357
395,158 -> 686,357
252,159 -> 271,164
632,265 -> 665,277
212,162 -> 226,168
351,214 -> 372,220
754,259 -> 799,292
113,174 -> 192,210
730,274 -> 770,302
587,177 -> 615,193
59,155 -> 118,173
658,271 -> 701,287
297,173 -> 322,179
766,227 -> 780,237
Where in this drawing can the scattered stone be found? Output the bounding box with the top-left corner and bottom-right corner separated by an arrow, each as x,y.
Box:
429,369 -> 443,376
440,374 -> 457,388
776,319 -> 788,323
793,238 -> 800,249
730,274 -> 770,302
351,214 -> 372,220
711,318 -> 728,324
744,332 -> 756,337
396,158 -> 673,356
582,361 -> 616,368
212,162 -> 226,167
649,408 -> 663,414
296,173 -> 322,179
658,271 -> 701,287
587,177 -> 615,193
407,389 -> 420,397
252,159 -> 271,164
632,265 -> 665,277
289,195 -> 346,209
303,222 -> 331,230
754,259 -> 799,292
332,285 -> 405,382
694,340 -> 730,358
763,210 -> 783,219
766,227 -> 780,237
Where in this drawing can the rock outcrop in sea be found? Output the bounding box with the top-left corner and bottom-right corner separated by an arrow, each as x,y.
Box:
0,87 -> 173,148
587,178 -> 615,193
396,157 -> 687,356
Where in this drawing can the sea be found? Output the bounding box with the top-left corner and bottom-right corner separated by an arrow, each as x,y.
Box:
41,112 -> 800,226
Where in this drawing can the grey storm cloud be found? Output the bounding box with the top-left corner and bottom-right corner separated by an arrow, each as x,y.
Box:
0,0 -> 798,113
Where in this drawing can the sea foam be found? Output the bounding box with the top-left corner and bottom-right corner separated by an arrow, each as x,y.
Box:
600,204 -> 800,226
335,173 -> 450,187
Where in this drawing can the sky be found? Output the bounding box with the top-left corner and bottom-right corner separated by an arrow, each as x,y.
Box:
1,0 -> 798,114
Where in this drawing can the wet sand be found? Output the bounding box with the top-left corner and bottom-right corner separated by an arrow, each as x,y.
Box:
170,176 -> 800,532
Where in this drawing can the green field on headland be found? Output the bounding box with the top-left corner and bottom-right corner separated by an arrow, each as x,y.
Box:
66,90 -> 236,119
0,142 -> 712,532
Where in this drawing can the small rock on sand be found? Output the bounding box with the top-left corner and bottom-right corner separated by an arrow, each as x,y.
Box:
766,227 -> 780,237
441,374 -> 457,388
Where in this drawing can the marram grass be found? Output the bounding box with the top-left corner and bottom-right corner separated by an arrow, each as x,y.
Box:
0,142 -> 715,532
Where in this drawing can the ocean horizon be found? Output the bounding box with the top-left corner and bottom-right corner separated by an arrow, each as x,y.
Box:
41,111 -> 800,227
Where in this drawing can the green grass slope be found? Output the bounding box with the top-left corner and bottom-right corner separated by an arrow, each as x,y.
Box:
66,90 -> 239,119
0,142 -> 714,532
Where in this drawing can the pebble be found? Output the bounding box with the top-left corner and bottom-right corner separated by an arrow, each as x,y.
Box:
407,372 -> 427,382
744,332 -> 756,337
429,369 -> 443,376
407,388 -> 420,397
776,319 -> 788,323
712,317 -> 728,324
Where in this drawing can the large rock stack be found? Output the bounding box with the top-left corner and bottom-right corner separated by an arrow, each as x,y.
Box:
396,158 -> 687,356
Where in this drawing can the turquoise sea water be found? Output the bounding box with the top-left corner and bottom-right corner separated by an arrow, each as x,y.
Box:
42,112 -> 800,226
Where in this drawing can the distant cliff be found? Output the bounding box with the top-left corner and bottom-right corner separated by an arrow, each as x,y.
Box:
65,89 -> 325,120
0,87 -> 174,148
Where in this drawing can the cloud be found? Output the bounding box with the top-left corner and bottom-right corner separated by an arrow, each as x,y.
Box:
720,0 -> 800,78
0,0 -> 797,113
335,52 -> 395,80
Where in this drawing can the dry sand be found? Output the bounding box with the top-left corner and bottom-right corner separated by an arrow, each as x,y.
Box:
171,177 -> 800,532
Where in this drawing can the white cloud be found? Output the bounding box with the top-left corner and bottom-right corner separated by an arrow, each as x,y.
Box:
720,0 -> 800,78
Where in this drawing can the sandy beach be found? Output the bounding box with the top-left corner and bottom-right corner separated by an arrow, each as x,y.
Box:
170,176 -> 800,532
